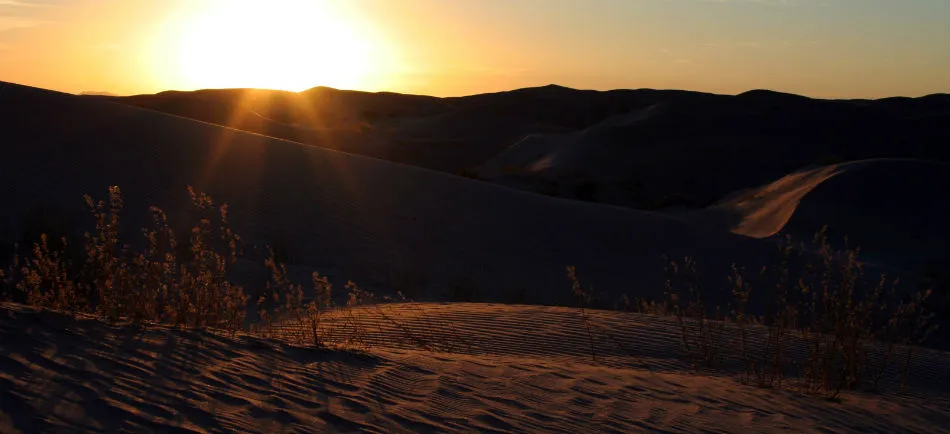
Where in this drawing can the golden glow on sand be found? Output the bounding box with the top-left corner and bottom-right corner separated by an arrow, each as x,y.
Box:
173,0 -> 375,91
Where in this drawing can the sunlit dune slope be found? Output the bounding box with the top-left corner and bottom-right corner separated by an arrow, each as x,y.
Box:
705,159 -> 950,272
0,81 -> 775,306
2,303 -> 948,433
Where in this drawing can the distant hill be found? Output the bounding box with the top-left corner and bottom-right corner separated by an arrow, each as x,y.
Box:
4,81 -> 950,434
79,90 -> 119,96
84,85 -> 950,211
2,80 -> 777,307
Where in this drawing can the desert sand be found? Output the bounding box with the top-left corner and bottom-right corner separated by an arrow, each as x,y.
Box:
3,303 -> 948,433
1,81 -> 948,432
704,158 -> 950,273
0,81 -> 776,306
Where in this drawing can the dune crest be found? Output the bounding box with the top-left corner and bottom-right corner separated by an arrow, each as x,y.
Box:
0,81 -> 774,306
709,158 -> 950,272
712,164 -> 843,239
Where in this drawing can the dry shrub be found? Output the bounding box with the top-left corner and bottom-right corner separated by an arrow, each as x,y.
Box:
17,234 -> 86,313
662,255 -> 729,370
5,186 -> 460,357
568,265 -> 599,361
565,225 -> 939,399
11,186 -> 247,335
655,226 -> 939,399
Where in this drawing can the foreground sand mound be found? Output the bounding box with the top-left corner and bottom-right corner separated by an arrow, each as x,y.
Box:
0,82 -> 775,305
2,303 -> 948,433
708,159 -> 950,272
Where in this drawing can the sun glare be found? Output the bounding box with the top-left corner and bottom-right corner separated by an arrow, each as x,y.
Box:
173,0 -> 375,92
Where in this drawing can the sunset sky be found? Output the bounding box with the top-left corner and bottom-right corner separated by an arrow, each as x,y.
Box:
0,0 -> 946,98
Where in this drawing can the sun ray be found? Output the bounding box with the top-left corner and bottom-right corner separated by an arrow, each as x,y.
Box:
199,90 -> 256,191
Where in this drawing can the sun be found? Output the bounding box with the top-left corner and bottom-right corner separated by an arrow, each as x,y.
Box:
172,0 -> 375,91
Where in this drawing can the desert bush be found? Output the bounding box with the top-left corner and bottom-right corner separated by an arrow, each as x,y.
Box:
566,268 -> 656,370
568,265 -> 599,361
662,255 -> 729,370
564,226 -> 939,398
654,227 -> 939,398
777,228 -> 939,398
8,186 -> 248,334
4,185 -> 456,357
16,234 -> 86,313
6,185 -> 940,397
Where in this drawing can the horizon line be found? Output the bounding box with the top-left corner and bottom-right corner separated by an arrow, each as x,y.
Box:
63,82 -> 950,102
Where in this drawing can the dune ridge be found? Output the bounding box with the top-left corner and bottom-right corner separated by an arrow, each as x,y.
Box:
2,80 -> 948,432
704,158 -> 950,273
79,82 -> 950,213
0,81 -> 776,306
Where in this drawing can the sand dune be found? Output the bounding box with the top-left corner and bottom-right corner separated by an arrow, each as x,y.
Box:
705,159 -> 950,273
3,303 -> 948,433
96,85 -> 949,187
85,85 -> 950,219
0,81 -> 775,307
473,91 -> 950,211
2,82 -> 949,433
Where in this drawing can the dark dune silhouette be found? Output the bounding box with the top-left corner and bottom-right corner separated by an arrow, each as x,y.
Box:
68,81 -> 950,291
473,87 -> 950,209
86,85 -> 950,210
8,78 -> 945,323
0,80 -> 777,308
2,81 -> 949,433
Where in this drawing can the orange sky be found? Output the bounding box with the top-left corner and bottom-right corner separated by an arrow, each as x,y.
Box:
0,0 -> 947,98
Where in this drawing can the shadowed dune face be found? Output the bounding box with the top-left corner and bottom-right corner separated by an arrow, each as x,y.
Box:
2,82 -> 949,433
0,82 -> 777,307
474,94 -> 950,210
2,81 -> 944,314
86,85 -> 950,213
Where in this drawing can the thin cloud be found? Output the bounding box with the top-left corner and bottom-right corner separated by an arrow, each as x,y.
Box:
699,41 -> 765,49
79,91 -> 118,96
696,0 -> 810,5
0,0 -> 57,7
0,0 -> 56,32
737,41 -> 764,48
0,16 -> 41,31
